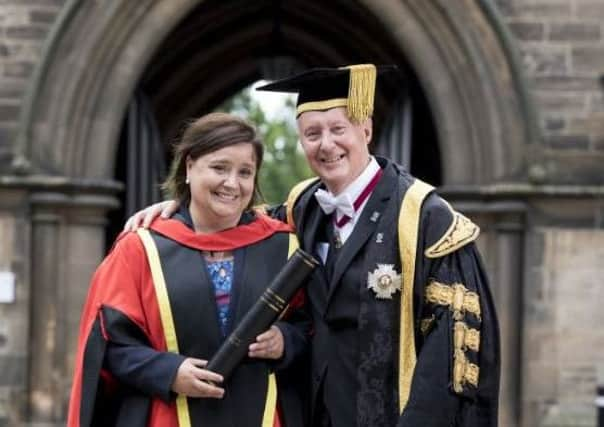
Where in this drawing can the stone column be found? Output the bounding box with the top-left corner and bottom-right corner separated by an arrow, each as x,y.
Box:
0,176 -> 121,426
0,185 -> 31,426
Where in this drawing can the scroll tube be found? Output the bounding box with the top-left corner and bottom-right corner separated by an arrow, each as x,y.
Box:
206,248 -> 319,379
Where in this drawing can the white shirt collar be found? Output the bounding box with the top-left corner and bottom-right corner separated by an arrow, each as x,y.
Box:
330,156 -> 380,205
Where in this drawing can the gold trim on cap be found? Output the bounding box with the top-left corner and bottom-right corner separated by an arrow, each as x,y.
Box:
297,98 -> 348,116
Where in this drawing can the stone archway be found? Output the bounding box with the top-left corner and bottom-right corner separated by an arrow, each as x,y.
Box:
16,0 -> 532,185
15,0 -> 533,424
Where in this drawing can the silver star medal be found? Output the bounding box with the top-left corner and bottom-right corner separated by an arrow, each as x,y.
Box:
367,264 -> 402,299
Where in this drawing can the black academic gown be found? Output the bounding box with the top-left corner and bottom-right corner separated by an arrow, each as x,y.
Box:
68,209 -> 310,427
277,157 -> 500,427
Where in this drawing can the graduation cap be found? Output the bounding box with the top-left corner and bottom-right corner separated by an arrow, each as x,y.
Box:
256,63 -> 397,122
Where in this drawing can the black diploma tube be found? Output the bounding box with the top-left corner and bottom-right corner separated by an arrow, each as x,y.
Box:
206,248 -> 319,379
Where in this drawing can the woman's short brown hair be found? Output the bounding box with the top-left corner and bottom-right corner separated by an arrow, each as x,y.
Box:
162,112 -> 263,208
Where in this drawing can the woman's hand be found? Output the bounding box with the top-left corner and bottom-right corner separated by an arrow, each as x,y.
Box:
123,200 -> 179,231
171,358 -> 225,398
248,325 -> 284,360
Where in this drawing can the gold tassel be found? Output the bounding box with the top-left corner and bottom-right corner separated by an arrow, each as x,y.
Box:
341,64 -> 376,122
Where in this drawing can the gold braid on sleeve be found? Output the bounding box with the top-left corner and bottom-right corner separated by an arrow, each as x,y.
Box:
425,279 -> 482,394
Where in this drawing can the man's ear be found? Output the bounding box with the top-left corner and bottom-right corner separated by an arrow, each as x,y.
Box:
363,118 -> 373,144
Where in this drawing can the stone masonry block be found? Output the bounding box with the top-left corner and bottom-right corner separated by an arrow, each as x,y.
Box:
0,104 -> 19,122
534,91 -> 587,114
520,45 -> 568,76
5,26 -> 47,40
508,21 -> 545,41
593,137 -> 604,151
534,76 -> 600,92
504,1 -> 572,19
0,5 -> 30,26
568,114 -> 604,135
3,61 -> 34,78
572,46 -> 604,74
524,362 -> 558,400
29,9 -> 57,25
544,135 -> 590,150
0,356 -> 25,387
588,93 -> 604,113
542,116 -> 565,132
549,22 -> 601,42
0,214 -> 14,271
576,2 -> 604,20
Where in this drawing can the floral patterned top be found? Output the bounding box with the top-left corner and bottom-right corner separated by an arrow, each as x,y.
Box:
205,259 -> 234,336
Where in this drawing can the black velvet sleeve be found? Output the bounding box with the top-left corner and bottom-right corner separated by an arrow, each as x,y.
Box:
101,306 -> 187,402
398,243 -> 500,427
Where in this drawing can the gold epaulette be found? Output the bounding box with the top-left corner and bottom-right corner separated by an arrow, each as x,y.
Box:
424,210 -> 480,258
285,177 -> 319,228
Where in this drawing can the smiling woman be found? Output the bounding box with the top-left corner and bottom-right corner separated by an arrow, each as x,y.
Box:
68,112 -> 310,427
185,143 -> 257,233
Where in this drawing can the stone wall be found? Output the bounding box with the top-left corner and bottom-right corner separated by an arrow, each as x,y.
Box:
524,228 -> 604,427
496,0 -> 604,184
0,2 -> 64,424
0,0 -> 64,171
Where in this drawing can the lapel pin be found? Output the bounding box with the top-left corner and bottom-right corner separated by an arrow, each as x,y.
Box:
376,233 -> 384,243
370,211 -> 380,222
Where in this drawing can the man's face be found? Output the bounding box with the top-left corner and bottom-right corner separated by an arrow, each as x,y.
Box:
297,107 -> 372,195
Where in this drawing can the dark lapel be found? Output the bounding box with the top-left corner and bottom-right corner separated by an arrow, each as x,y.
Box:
152,233 -> 223,358
297,187 -> 331,308
326,165 -> 396,304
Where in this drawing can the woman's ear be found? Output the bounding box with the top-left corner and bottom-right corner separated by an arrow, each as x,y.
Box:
185,155 -> 193,174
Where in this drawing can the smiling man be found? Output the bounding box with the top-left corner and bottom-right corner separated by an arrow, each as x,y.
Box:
125,64 -> 501,427
256,64 -> 500,427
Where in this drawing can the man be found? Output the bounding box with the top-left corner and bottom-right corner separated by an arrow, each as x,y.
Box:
127,63 -> 500,426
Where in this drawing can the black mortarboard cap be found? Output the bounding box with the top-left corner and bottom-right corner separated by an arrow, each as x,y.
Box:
256,64 -> 397,122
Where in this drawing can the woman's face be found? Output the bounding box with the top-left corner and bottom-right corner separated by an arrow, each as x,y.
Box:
186,143 -> 256,232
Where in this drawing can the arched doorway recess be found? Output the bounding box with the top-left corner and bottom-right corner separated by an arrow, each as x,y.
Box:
16,1 -> 531,424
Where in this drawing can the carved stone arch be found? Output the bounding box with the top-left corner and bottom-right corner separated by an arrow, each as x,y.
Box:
15,0 -> 201,178
15,1 -> 532,424
17,0 -> 533,186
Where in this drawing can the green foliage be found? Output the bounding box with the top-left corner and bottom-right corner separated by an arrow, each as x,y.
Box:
218,86 -> 314,205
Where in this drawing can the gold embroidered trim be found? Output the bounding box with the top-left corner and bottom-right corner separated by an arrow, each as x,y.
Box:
453,321 -> 480,353
425,212 -> 480,258
453,350 -> 480,393
398,179 -> 434,413
420,315 -> 435,335
425,281 -> 481,320
285,177 -> 320,228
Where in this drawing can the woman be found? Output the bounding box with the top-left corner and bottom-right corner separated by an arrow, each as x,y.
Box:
68,113 -> 309,427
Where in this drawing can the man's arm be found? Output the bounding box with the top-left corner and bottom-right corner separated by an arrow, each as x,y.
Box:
398,243 -> 500,427
123,200 -> 179,231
